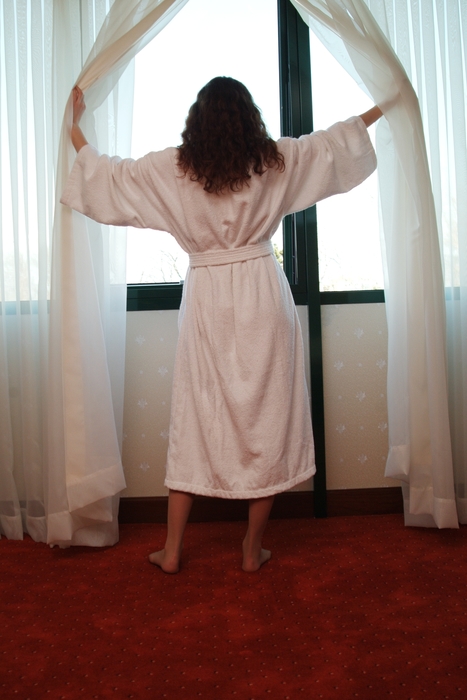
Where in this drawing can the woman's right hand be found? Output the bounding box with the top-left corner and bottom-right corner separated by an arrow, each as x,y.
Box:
359,105 -> 383,128
72,86 -> 86,125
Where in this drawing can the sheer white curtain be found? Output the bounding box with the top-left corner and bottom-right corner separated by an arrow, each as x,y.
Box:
0,0 -> 78,542
48,0 -> 189,546
0,0 -> 128,543
0,0 -> 188,547
291,0 -> 459,527
365,0 -> 467,523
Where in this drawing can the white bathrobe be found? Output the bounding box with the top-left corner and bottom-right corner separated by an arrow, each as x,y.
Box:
61,116 -> 376,499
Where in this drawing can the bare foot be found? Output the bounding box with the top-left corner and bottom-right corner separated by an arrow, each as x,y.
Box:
148,549 -> 181,574
242,546 -> 272,573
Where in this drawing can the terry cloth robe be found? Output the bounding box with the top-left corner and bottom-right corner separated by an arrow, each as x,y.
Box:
61,116 -> 376,499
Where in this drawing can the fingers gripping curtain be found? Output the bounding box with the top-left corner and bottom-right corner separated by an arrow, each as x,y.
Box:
290,0 -> 458,527
48,0 -> 189,546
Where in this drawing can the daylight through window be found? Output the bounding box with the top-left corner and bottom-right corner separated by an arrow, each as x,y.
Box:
310,32 -> 384,292
126,0 -> 281,285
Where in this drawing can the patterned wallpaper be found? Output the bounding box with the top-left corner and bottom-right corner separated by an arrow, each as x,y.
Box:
121,305 -> 396,497
321,303 -> 397,490
122,310 -> 179,497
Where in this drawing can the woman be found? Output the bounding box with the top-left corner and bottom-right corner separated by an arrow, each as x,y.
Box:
62,77 -> 382,573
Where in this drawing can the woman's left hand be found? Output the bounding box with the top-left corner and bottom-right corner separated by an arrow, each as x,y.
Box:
72,86 -> 86,125
70,86 -> 89,152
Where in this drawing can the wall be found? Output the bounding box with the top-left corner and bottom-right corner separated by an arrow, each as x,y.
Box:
321,303 -> 398,490
121,304 -> 398,497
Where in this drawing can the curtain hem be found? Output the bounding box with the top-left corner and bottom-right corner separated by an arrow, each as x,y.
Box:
66,462 -> 126,512
47,494 -> 121,546
402,483 -> 459,528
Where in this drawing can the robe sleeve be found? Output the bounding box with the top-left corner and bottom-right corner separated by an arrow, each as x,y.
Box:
279,116 -> 377,216
60,144 -> 178,232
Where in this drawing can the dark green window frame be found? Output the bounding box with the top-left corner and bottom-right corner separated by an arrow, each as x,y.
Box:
278,0 -> 384,515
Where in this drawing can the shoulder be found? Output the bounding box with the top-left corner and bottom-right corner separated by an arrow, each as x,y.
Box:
143,146 -> 178,167
131,146 -> 178,179
78,145 -> 178,171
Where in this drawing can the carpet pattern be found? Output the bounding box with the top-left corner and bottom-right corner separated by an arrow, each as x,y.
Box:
1,514 -> 466,699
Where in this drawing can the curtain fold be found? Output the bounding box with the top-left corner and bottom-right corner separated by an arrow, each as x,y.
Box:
291,0 -> 458,527
1,0 -> 56,543
1,0 -> 122,545
48,0 -> 189,546
365,0 -> 467,523
0,0 -> 189,547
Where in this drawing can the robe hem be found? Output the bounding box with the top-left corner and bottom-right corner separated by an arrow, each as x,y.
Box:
164,465 -> 316,499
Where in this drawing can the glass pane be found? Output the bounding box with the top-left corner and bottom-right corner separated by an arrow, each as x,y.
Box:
127,0 -> 281,284
310,32 -> 384,292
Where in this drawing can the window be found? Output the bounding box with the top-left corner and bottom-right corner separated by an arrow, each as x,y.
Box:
309,32 -> 383,292
126,0 -> 282,286
127,0 -> 384,311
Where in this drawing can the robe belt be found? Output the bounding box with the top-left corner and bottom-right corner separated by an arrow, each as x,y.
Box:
189,240 -> 274,268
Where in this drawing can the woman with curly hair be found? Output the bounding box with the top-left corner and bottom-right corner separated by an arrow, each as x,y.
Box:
62,76 -> 381,573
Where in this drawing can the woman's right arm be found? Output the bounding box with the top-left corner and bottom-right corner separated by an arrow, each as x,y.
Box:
280,116 -> 377,216
359,105 -> 383,128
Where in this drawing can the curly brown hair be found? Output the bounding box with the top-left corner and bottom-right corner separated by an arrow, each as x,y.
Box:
177,77 -> 285,194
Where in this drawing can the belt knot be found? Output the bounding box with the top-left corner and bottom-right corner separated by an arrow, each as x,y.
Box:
189,241 -> 274,268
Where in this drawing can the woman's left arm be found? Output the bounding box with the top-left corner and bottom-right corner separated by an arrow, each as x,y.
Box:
71,86 -> 89,152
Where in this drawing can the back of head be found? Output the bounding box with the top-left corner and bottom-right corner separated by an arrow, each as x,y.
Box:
177,77 -> 284,194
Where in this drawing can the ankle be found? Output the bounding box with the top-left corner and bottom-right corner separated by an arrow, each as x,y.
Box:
243,535 -> 261,556
164,539 -> 183,559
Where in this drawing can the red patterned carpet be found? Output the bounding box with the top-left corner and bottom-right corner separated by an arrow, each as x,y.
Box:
1,514 -> 467,699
